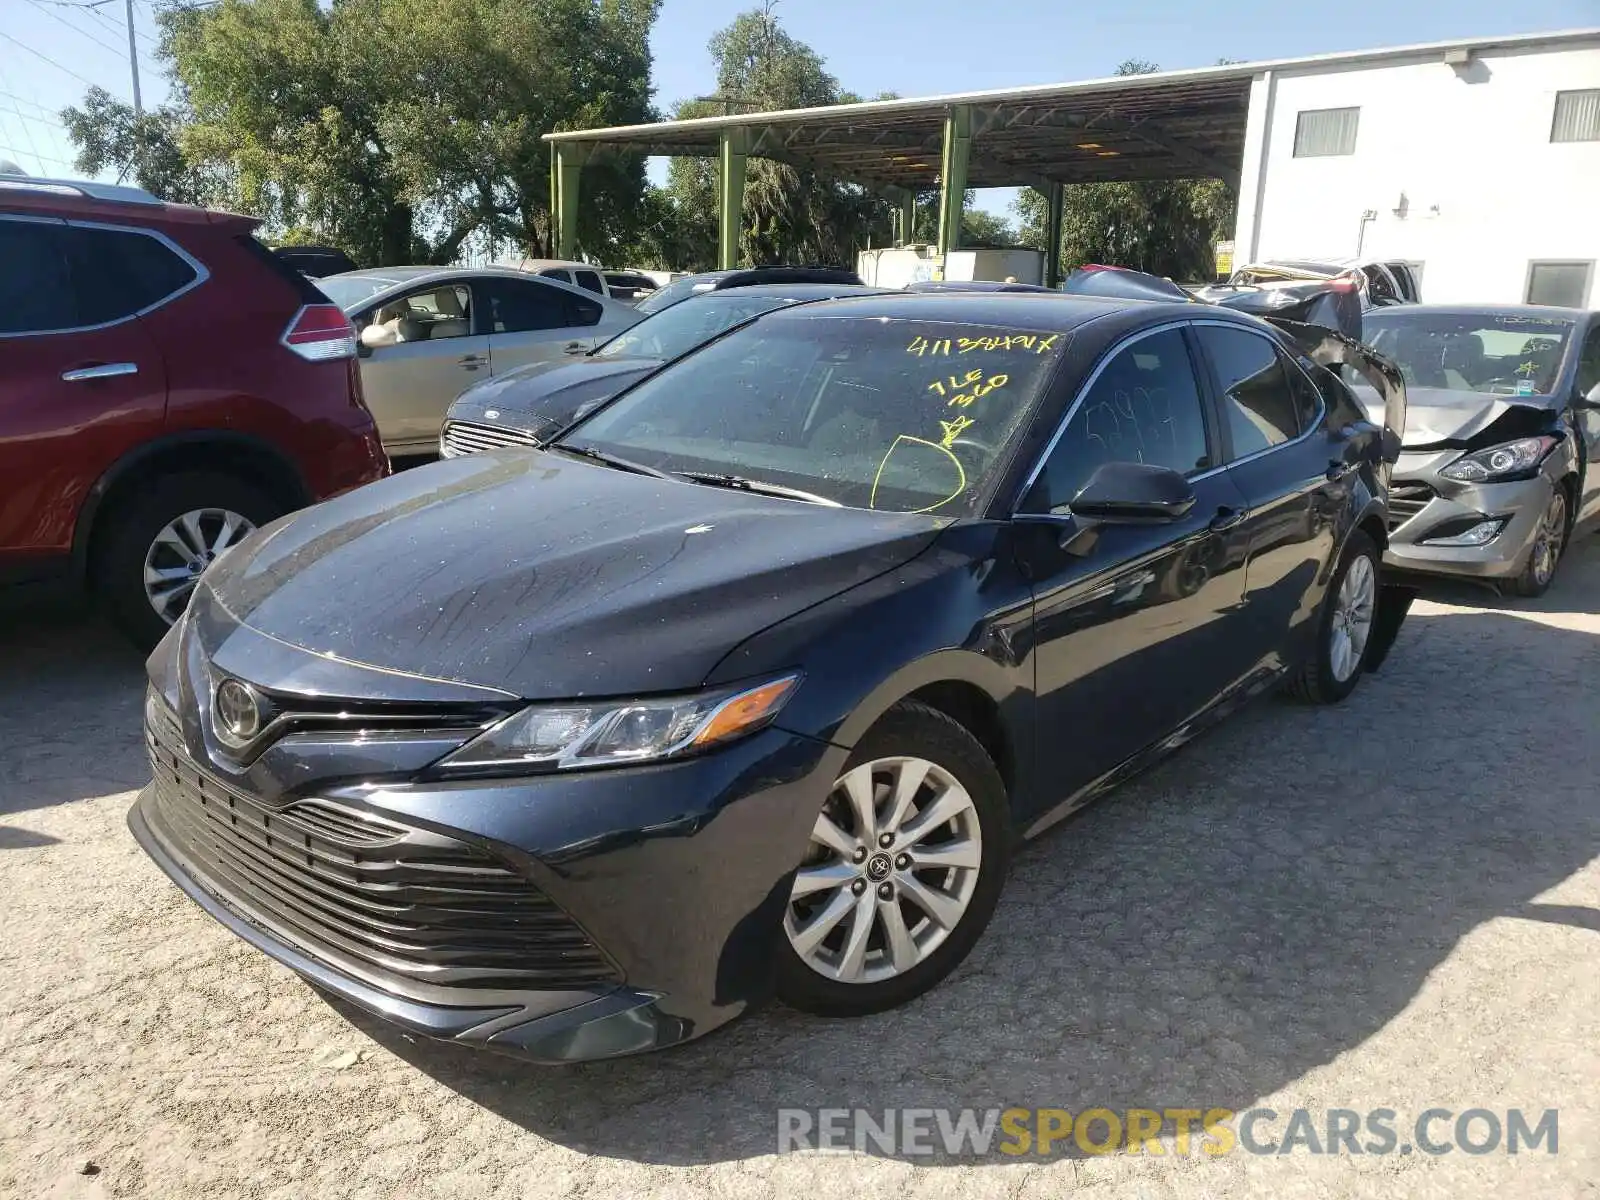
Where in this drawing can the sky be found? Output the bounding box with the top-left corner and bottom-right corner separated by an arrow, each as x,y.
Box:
2,0 -> 1595,221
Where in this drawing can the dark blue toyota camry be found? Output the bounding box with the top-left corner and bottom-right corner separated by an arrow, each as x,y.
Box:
132,292 -> 1411,1063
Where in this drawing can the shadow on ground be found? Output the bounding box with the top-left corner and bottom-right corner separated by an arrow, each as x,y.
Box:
7,538 -> 1598,1165
330,543 -> 1600,1165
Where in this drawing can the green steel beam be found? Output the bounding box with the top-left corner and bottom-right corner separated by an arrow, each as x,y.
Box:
1043,180 -> 1064,288
899,189 -> 917,246
936,105 -> 971,258
718,127 -> 751,271
552,143 -> 590,259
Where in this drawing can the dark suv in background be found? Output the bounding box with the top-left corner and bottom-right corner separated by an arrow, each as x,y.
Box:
1,175 -> 389,648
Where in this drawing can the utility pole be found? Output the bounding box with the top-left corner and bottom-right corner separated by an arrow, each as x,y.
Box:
124,0 -> 142,114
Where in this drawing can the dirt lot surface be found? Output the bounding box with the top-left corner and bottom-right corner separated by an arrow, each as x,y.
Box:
3,544 -> 1598,1200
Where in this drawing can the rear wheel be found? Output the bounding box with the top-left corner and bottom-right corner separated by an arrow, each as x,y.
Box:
1508,486 -> 1568,598
774,701 -> 1010,1017
93,473 -> 280,651
1287,529 -> 1380,705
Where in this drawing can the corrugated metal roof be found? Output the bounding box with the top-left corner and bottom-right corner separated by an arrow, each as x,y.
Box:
545,27 -> 1599,190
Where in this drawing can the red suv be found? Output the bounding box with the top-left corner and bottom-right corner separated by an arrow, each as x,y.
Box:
1,176 -> 389,648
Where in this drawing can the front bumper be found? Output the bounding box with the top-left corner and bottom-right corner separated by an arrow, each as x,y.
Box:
131,678 -> 843,1063
1383,465 -> 1555,581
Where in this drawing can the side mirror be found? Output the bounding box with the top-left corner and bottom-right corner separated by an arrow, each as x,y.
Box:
1068,461 -> 1196,523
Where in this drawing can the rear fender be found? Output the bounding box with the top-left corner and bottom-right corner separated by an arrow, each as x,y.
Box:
1268,317 -> 1408,483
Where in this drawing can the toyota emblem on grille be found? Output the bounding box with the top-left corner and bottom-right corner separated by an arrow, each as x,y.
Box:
213,678 -> 262,749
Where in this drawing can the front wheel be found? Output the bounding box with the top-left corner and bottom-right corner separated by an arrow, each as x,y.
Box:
774,701 -> 1011,1017
93,473 -> 281,651
1508,486 -> 1568,598
1287,529 -> 1381,705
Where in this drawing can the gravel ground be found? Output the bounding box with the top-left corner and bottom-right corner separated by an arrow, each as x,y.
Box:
2,542 -> 1598,1200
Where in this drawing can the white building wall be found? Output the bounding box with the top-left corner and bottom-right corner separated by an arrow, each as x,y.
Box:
1238,37 -> 1600,306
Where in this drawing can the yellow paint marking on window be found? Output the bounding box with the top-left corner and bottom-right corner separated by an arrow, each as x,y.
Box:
870,435 -> 968,513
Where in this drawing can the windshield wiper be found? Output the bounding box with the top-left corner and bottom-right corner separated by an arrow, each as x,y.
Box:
676,471 -> 842,507
547,442 -> 674,479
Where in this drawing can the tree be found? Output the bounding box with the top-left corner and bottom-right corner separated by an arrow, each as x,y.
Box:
1013,59 -> 1236,281
59,88 -> 229,208
62,0 -> 661,266
661,4 -> 892,269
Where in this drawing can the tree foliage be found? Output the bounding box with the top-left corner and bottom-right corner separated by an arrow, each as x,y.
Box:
63,0 -> 660,266
660,3 -> 893,270
1013,60 -> 1236,281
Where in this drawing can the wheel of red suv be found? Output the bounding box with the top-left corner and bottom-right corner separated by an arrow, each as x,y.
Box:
1508,486 -> 1568,598
774,701 -> 1011,1017
93,473 -> 281,651
1287,529 -> 1381,705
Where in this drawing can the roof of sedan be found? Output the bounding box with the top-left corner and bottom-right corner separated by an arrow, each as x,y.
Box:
695,282 -> 887,300
766,290 -> 1196,331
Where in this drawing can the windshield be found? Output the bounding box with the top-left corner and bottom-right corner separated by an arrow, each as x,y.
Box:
565,313 -> 1066,515
593,292 -> 800,361
634,276 -> 712,315
1362,311 -> 1574,396
317,274 -> 411,310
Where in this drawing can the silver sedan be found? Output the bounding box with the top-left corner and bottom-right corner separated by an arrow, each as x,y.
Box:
318,266 -> 641,457
1357,305 -> 1600,596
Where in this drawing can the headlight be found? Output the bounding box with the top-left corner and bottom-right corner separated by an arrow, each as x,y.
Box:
1439,435 -> 1556,483
436,674 -> 800,772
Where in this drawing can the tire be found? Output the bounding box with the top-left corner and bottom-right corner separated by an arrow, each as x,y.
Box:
93,472 -> 281,652
1287,529 -> 1381,705
773,700 -> 1011,1017
1507,484 -> 1569,598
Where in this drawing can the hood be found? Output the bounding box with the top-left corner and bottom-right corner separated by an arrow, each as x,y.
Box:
195,451 -> 942,699
1352,386 -> 1554,449
447,356 -> 663,443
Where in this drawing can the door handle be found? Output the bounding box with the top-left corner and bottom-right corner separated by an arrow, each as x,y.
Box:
1326,460 -> 1357,482
457,354 -> 487,369
61,362 -> 138,382
1209,505 -> 1246,533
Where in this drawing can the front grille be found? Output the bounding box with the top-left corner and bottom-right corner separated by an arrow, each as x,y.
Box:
144,699 -> 617,993
440,419 -> 544,458
1386,482 -> 1435,531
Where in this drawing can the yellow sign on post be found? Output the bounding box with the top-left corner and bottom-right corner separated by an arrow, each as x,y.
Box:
1214,240 -> 1235,280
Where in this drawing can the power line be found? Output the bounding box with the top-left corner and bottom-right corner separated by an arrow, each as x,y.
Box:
81,0 -> 158,48
0,142 -> 78,170
0,88 -> 66,119
0,30 -> 99,89
22,0 -> 127,56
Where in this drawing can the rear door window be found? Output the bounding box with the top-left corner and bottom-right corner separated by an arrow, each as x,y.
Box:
537,268 -> 573,285
1196,325 -> 1304,458
574,269 -> 605,295
0,219 -> 76,333
481,277 -> 574,332
60,225 -> 198,324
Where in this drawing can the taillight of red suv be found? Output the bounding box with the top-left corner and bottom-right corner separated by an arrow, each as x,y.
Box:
282,304 -> 358,361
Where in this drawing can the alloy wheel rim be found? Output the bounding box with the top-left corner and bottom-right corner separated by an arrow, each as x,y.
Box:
143,507 -> 256,625
785,755 -> 982,985
1328,553 -> 1376,683
1531,492 -> 1566,586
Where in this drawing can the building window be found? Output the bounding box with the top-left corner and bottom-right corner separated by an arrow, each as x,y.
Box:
1525,261 -> 1593,308
1550,89 -> 1600,143
1293,107 -> 1359,157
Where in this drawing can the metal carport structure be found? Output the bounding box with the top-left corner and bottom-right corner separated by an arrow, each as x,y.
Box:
543,61 -> 1259,285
